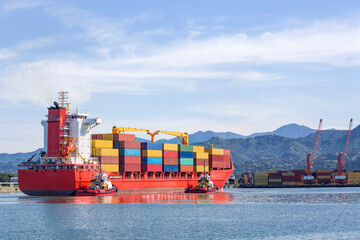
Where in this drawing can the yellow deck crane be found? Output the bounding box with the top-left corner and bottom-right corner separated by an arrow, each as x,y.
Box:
155,130 -> 189,145
112,126 -> 189,145
112,126 -> 158,143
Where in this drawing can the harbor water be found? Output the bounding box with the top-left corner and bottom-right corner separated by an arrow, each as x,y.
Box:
1,188 -> 360,239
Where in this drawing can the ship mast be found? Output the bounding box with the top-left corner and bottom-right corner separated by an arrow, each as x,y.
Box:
58,91 -> 70,111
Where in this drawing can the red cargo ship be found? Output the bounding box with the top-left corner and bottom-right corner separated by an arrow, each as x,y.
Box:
18,92 -> 234,196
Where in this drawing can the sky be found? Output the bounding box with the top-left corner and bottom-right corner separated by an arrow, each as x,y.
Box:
0,0 -> 360,153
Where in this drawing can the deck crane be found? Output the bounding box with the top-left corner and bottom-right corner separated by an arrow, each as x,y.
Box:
155,130 -> 189,145
302,119 -> 322,184
112,126 -> 158,143
333,118 -> 353,184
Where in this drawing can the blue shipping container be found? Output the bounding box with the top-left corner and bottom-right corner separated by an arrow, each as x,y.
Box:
141,142 -> 163,150
142,157 -> 162,165
164,165 -> 178,172
119,148 -> 141,157
179,151 -> 193,158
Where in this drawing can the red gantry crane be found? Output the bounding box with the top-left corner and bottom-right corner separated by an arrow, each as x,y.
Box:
333,118 -> 353,184
302,119 -> 322,184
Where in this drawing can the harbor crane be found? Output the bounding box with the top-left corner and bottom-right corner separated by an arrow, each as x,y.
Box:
333,118 -> 353,184
302,119 -> 322,184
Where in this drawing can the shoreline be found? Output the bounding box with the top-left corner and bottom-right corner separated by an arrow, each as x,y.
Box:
0,186 -> 21,193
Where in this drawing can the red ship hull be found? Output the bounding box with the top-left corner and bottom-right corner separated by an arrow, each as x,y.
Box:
18,164 -> 233,196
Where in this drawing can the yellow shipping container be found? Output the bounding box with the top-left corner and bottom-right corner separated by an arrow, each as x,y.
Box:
142,150 -> 162,158
194,152 -> 209,159
282,182 -> 296,185
265,170 -> 278,174
205,148 -> 224,155
194,166 -> 209,172
255,173 -> 268,185
95,148 -> 119,157
101,164 -> 119,172
269,179 -> 282,183
193,146 -> 205,153
163,143 -> 178,151
102,134 -> 113,140
91,140 -> 113,149
317,169 -> 331,173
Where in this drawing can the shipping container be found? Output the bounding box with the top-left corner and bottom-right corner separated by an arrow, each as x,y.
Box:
179,151 -> 193,158
163,150 -> 178,158
119,156 -> 141,164
209,155 -> 224,161
101,164 -> 119,172
119,163 -> 141,172
119,148 -> 141,157
194,165 -> 209,172
192,145 -> 205,153
179,165 -> 193,172
179,158 -> 193,165
211,160 -> 225,168
102,134 -> 114,140
162,143 -> 178,151
98,156 -> 119,164
194,152 -> 209,159
142,157 -> 162,165
141,164 -> 162,172
142,150 -> 162,158
179,145 -> 193,152
114,140 -> 141,149
194,159 -> 209,166
163,165 -> 178,172
113,133 -> 135,142
205,148 -> 224,155
94,148 -> 119,157
91,140 -> 113,148
163,157 -> 178,165
223,149 -> 231,155
141,142 -> 163,150
265,170 -> 279,174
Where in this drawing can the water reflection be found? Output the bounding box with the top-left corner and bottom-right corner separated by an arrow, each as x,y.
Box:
17,190 -> 235,204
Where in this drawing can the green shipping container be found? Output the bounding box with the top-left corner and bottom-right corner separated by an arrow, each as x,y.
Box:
179,145 -> 193,152
179,158 -> 193,165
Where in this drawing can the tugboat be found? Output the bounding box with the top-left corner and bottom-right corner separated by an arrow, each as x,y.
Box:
185,173 -> 218,193
75,172 -> 118,196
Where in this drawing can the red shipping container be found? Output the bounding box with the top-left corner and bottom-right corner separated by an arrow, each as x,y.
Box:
142,164 -> 162,172
223,155 -> 231,162
223,149 -> 231,155
268,173 -> 282,178
211,160 -> 225,168
98,156 -> 119,164
163,157 -> 178,165
179,165 -> 193,172
120,163 -> 141,172
210,155 -> 225,161
194,159 -> 209,166
292,170 -> 306,175
224,161 -> 231,168
91,134 -> 103,140
119,156 -> 141,164
113,133 -> 135,142
163,150 -> 178,158
116,141 -> 141,149
295,175 -> 302,182
317,172 -> 331,176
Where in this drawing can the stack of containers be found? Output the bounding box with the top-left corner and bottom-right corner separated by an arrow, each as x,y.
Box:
223,149 -> 232,168
347,172 -> 360,184
193,145 -> 209,172
316,170 -> 331,183
206,148 -> 224,169
91,138 -> 119,172
179,145 -> 194,172
162,143 -> 179,172
268,173 -> 282,185
118,140 -> 141,172
292,170 -> 306,183
141,143 -> 163,172
281,172 -> 296,185
254,173 -> 268,185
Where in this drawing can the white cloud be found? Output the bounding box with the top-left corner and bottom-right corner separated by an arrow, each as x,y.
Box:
1,0 -> 49,13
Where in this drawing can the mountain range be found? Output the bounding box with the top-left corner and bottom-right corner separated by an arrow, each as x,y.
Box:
1,123 -> 357,176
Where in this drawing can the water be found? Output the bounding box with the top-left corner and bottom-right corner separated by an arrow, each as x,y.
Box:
1,188 -> 360,239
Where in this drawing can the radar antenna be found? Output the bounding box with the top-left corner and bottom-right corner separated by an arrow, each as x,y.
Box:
58,91 -> 70,111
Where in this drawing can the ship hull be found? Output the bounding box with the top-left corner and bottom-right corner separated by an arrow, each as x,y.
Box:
18,164 -> 233,196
